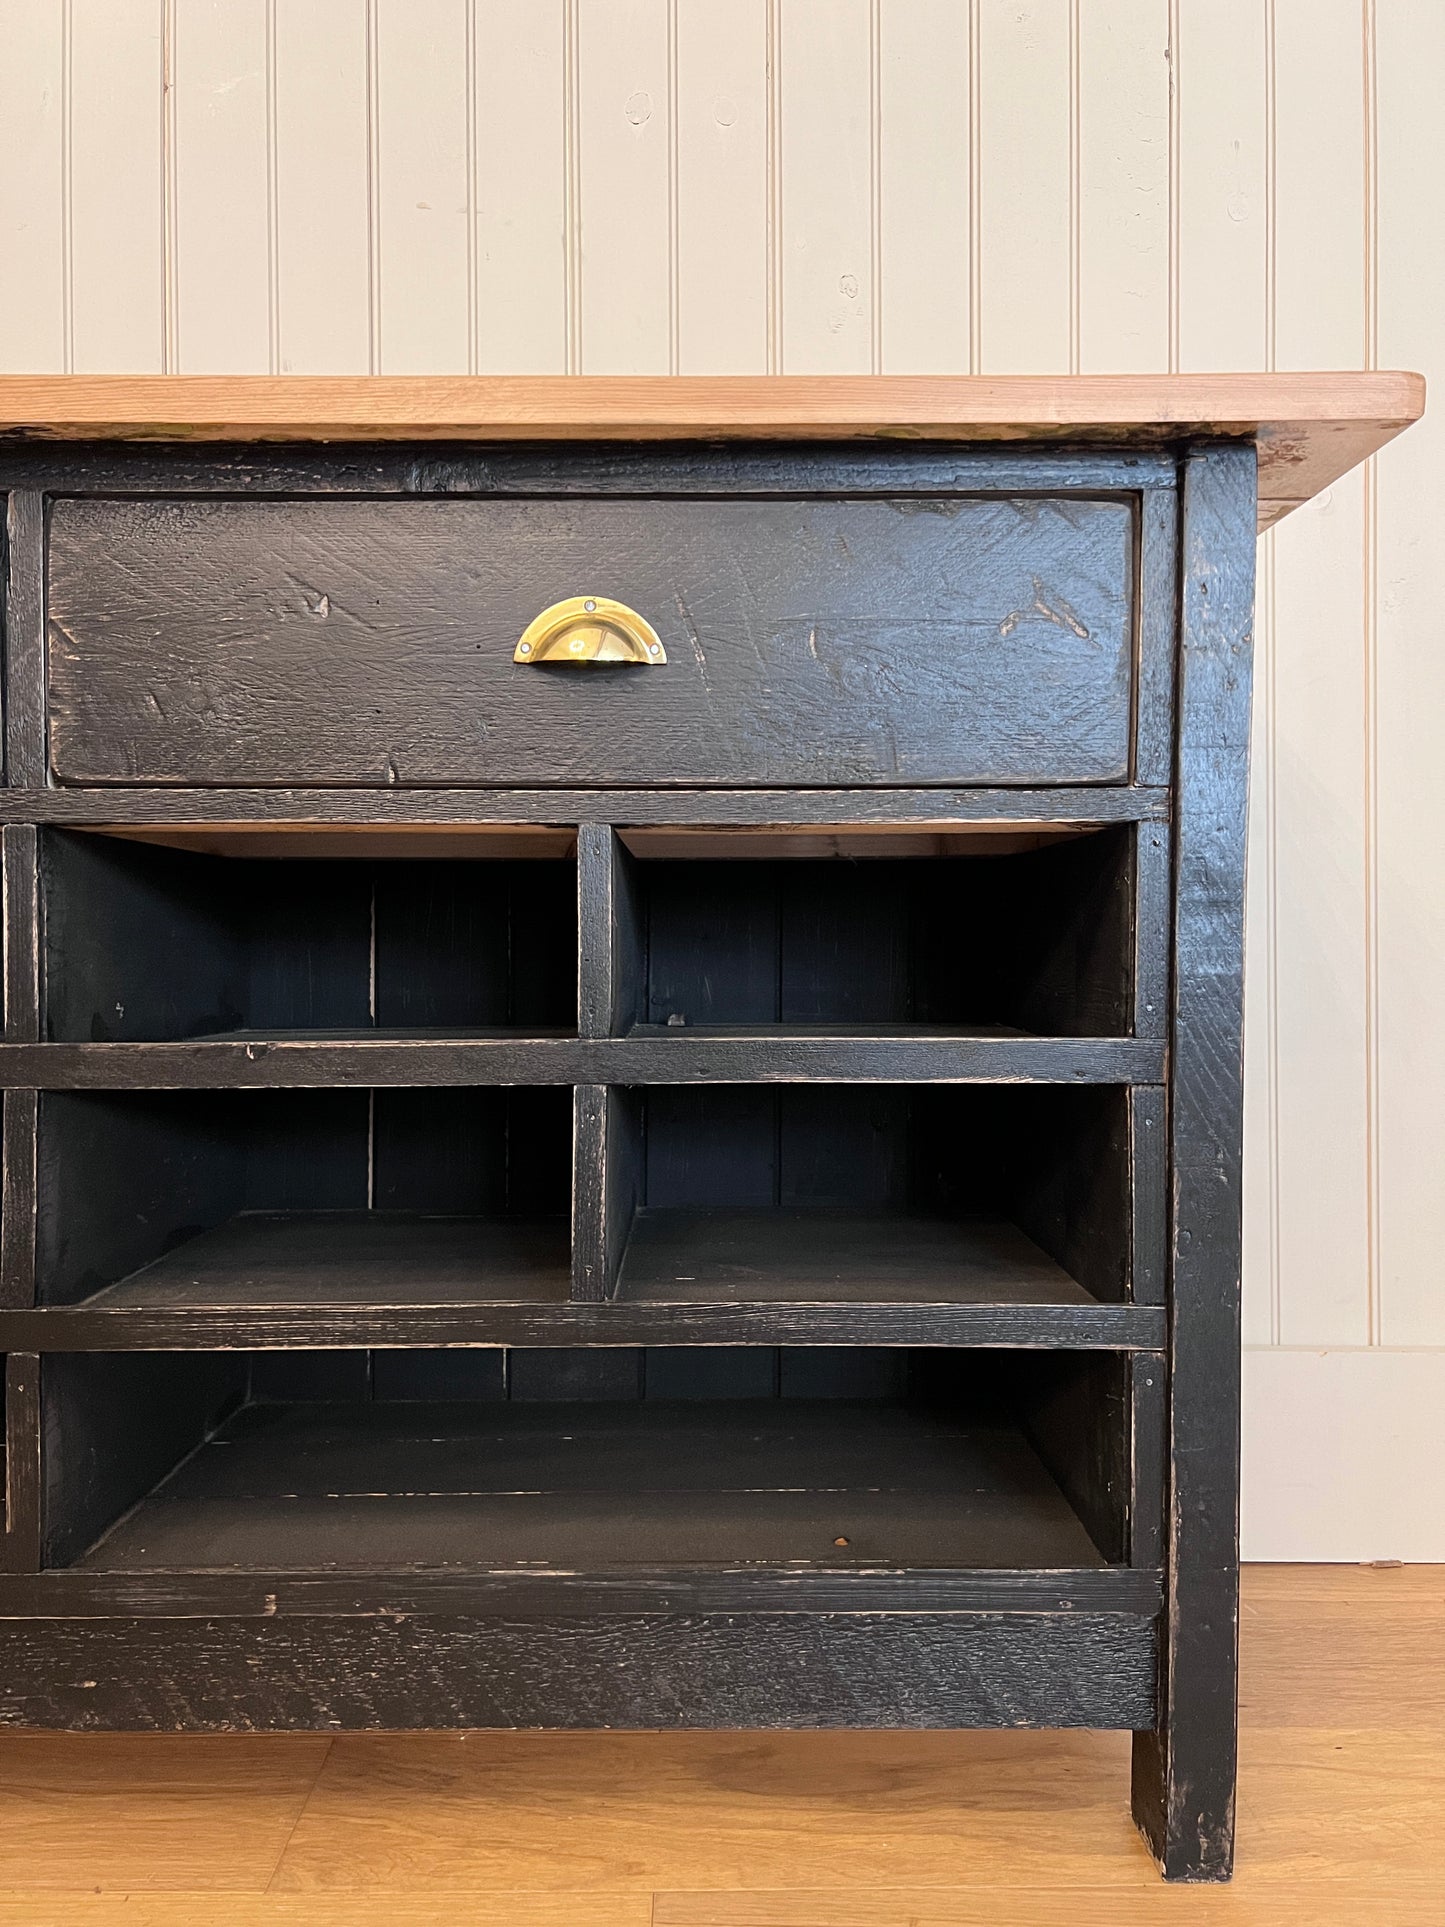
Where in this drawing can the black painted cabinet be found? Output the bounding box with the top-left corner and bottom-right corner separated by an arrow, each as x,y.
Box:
0,437 -> 1253,1881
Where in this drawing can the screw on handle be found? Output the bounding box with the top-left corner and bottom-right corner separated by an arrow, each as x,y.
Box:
513,596 -> 667,665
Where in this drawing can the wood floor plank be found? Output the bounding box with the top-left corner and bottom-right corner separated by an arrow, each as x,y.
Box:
652,1881 -> 1441,1924
0,1900 -> 650,1927
269,1728 -> 1154,1892
0,1734 -> 330,1891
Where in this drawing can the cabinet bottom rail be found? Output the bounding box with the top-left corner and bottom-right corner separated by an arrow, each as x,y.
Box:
0,1608 -> 1160,1731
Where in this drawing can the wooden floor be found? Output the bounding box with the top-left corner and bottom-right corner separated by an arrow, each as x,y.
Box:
0,1565 -> 1438,1926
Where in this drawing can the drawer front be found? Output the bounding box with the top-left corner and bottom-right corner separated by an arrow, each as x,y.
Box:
46,494 -> 1136,787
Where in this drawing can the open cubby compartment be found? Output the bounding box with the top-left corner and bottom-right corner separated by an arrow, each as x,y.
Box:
40,824 -> 578,1041
597,821 -> 1149,1038
583,1081 -> 1160,1308
39,1347 -> 1161,1576
34,1085 -> 573,1310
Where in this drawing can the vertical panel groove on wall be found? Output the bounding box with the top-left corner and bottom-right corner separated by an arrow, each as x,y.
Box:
666,0 -> 680,375
564,0 -> 581,373
464,0 -> 477,376
976,0 -> 1072,376
1165,0 -> 1179,373
877,0 -> 969,375
1361,0 -> 1381,1346
365,0 -> 381,374
265,0 -> 280,377
1067,0 -> 1080,375
161,0 -> 177,373
1076,1 -> 1169,376
576,0 -> 671,374
968,0 -> 981,373
677,0 -> 767,374
868,0 -> 882,374
779,0 -> 872,374
766,0 -> 783,372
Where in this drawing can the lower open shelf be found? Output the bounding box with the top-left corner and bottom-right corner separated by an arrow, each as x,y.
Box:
74,1396 -> 1109,1574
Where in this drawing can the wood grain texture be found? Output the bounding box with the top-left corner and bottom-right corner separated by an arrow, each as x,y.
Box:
1130,443 -> 1257,1880
2,826 -> 38,1041
0,374 -> 1421,523
572,1085 -> 638,1303
0,1902 -> 647,1927
0,1611 -> 1157,1732
0,438 -> 1177,498
615,1207 -> 1099,1307
85,1212 -> 572,1310
0,1089 -> 37,1311
0,1567 -> 1162,1622
0,1352 -> 39,1571
1,1294 -> 1165,1356
0,1034 -> 1167,1089
2,492 -> 46,789
577,825 -> 643,1037
69,1398 -> 1114,1577
44,491 -> 1136,789
0,785 -> 1170,828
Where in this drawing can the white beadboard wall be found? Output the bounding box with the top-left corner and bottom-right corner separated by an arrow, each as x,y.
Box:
0,0 -> 1440,1557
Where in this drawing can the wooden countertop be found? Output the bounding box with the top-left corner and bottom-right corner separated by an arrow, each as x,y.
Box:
0,372 -> 1423,528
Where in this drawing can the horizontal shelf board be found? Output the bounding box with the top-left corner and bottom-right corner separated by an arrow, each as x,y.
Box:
90,1212 -> 571,1311
5,1302 -> 1163,1348
2,1299 -> 1165,1350
0,1034 -> 1165,1088
617,1207 -> 1098,1307
624,1022 -> 1027,1040
0,1565 -> 1164,1620
186,1026 -> 576,1044
73,1398 -> 1110,1575
0,786 -> 1171,826
89,823 -> 580,860
617,827 -> 1097,859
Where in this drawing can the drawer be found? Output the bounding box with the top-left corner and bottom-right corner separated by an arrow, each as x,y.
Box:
45,492 -> 1137,788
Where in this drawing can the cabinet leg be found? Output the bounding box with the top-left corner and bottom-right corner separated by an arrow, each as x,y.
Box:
1130,1695 -> 1237,1881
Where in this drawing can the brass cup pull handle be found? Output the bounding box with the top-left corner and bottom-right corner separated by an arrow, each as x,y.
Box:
514,596 -> 667,665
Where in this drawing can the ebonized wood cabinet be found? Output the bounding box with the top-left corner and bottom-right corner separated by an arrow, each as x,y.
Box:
0,373 -> 1419,1881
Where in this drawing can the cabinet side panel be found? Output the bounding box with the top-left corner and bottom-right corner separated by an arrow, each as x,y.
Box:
1131,441 -> 1254,1882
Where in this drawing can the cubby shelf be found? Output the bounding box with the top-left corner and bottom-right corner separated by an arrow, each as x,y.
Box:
70,1397 -> 1116,1576
7,1207 -> 1165,1351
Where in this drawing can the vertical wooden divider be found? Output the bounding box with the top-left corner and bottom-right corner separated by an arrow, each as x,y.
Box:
571,1086 -> 644,1305
1129,1351 -> 1167,1570
0,1352 -> 41,1572
1133,820 -> 1172,1043
576,821 -> 644,1038
1129,1085 -> 1168,1308
2,493 -> 47,791
1135,480 -> 1181,789
573,825 -> 646,1301
1,829 -> 40,1312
